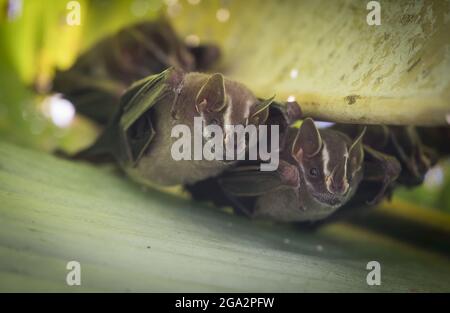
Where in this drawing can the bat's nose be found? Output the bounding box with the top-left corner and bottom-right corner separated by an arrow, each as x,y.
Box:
326,163 -> 349,195
329,178 -> 349,195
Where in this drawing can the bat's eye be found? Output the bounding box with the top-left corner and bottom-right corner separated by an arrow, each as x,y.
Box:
309,167 -> 319,177
210,118 -> 219,125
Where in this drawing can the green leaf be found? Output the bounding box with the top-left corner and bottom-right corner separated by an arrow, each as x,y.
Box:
172,0 -> 450,126
1,141 -> 450,292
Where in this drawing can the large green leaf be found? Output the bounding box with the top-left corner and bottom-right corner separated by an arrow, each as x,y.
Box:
172,0 -> 450,126
1,141 -> 450,292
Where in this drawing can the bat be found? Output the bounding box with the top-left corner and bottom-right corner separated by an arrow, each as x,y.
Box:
52,18 -> 220,125
188,120 -> 449,223
73,67 -> 275,187
187,116 -> 368,222
52,18 -> 449,222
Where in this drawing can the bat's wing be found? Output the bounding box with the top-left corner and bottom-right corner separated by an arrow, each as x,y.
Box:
213,161 -> 299,216
72,68 -> 182,166
52,36 -> 130,125
387,126 -> 437,186
186,161 -> 298,216
53,18 -> 219,125
52,71 -> 125,125
359,145 -> 401,205
218,162 -> 298,196
52,19 -> 184,124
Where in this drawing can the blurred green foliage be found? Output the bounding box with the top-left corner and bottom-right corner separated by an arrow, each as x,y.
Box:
394,160 -> 450,212
0,0 -> 164,152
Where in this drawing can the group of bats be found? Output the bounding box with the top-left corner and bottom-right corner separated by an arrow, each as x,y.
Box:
52,18 -> 450,224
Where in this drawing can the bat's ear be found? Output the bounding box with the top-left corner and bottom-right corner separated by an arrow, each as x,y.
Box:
292,118 -> 322,161
348,127 -> 366,176
195,73 -> 226,114
248,96 -> 274,125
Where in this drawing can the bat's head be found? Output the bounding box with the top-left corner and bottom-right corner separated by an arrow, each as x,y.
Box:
195,73 -> 272,158
291,118 -> 365,208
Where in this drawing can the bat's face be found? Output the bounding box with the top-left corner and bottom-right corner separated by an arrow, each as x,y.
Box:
195,73 -> 271,158
292,118 -> 365,208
